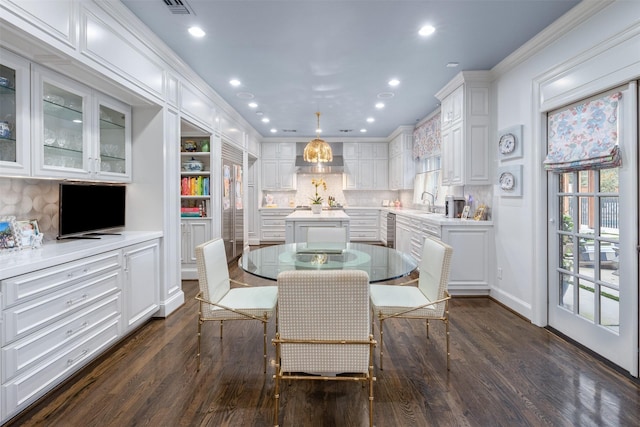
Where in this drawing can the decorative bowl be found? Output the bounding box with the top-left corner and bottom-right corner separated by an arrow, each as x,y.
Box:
182,140 -> 198,152
182,157 -> 204,171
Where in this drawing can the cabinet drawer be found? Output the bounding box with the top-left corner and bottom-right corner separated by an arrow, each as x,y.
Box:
2,293 -> 121,381
422,222 -> 441,238
2,251 -> 121,308
262,219 -> 286,227
350,218 -> 378,228
3,270 -> 121,345
261,231 -> 285,240
1,318 -> 121,418
350,230 -> 380,241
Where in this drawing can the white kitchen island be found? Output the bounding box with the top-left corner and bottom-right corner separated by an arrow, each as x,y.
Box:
284,210 -> 351,244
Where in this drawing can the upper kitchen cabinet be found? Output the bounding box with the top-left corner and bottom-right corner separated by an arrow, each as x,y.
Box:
261,142 -> 296,190
388,126 -> 415,190
435,71 -> 491,187
31,65 -> 131,182
0,48 -> 31,177
343,142 -> 388,190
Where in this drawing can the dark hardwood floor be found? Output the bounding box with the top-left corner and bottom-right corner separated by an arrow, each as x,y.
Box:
8,263 -> 640,427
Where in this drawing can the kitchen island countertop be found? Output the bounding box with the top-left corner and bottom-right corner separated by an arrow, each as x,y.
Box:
285,210 -> 350,220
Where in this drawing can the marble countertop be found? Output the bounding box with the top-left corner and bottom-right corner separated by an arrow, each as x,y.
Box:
285,210 -> 350,221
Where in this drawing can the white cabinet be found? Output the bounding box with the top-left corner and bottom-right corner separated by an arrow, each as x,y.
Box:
388,127 -> 415,190
31,65 -> 132,182
286,220 -> 350,244
123,240 -> 160,330
436,71 -> 491,186
0,235 -> 161,423
261,142 -> 296,190
344,209 -> 380,242
260,209 -> 294,243
343,143 -> 388,190
180,218 -> 212,280
0,48 -> 31,177
395,215 -> 413,258
379,210 -> 388,246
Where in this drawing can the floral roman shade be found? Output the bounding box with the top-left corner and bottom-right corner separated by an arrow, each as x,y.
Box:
413,112 -> 441,160
544,92 -> 622,172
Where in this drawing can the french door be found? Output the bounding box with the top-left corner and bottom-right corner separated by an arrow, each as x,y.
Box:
547,83 -> 638,376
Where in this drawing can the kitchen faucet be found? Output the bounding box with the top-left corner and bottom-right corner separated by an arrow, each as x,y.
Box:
421,191 -> 436,212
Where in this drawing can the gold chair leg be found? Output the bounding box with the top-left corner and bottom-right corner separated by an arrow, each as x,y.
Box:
426,319 -> 430,339
220,320 -> 224,339
196,318 -> 202,371
445,318 -> 450,371
379,318 -> 384,371
263,320 -> 268,373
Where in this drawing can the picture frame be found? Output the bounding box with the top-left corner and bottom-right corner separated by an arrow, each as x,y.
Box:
0,216 -> 20,251
461,205 -> 470,220
496,164 -> 523,197
16,219 -> 41,248
473,204 -> 486,221
497,124 -> 523,161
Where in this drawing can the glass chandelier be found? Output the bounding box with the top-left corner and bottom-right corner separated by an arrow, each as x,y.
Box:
303,112 -> 333,163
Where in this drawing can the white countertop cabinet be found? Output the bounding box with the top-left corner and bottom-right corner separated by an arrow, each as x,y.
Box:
180,219 -> 212,280
0,232 -> 161,422
259,208 -> 294,243
344,208 -> 381,242
388,127 -> 415,190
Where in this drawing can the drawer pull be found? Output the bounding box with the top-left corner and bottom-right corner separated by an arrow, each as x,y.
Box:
66,294 -> 89,306
67,349 -> 89,366
66,321 -> 89,336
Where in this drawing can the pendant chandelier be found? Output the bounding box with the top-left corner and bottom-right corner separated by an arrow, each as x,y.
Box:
303,112 -> 333,163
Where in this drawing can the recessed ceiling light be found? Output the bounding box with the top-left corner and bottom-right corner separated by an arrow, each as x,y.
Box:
256,111 -> 264,116
375,102 -> 385,109
360,129 -> 367,133
446,62 -> 459,68
388,79 -> 400,87
418,25 -> 436,37
377,92 -> 395,99
366,117 -> 375,123
229,79 -> 241,87
261,117 -> 270,123
248,102 -> 258,108
270,128 -> 277,133
188,26 -> 205,38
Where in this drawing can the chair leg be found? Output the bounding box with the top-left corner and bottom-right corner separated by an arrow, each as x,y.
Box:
426,319 -> 430,339
379,318 -> 384,371
196,317 -> 202,371
445,318 -> 450,371
220,320 -> 224,339
368,345 -> 375,427
263,320 -> 268,373
274,339 -> 281,426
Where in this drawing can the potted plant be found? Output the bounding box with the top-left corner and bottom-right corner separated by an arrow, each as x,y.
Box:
310,177 -> 327,214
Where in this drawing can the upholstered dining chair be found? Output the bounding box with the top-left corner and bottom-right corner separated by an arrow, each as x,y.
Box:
195,238 -> 278,373
273,270 -> 376,427
369,235 -> 453,371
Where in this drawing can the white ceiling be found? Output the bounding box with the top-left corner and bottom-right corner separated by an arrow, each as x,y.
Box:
120,0 -> 580,138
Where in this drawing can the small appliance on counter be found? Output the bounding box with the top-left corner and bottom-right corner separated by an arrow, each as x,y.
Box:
445,196 -> 466,218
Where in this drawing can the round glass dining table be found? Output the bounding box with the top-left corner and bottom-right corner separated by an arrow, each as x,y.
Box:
238,242 -> 418,283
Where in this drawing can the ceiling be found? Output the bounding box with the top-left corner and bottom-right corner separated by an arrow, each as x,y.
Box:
120,0 -> 580,138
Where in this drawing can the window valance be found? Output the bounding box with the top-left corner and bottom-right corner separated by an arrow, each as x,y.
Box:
544,92 -> 622,172
413,112 -> 441,160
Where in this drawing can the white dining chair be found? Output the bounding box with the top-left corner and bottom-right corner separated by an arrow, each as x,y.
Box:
195,238 -> 278,373
370,235 -> 453,371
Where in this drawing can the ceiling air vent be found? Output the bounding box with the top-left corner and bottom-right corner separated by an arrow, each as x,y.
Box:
282,129 -> 297,133
163,0 -> 192,15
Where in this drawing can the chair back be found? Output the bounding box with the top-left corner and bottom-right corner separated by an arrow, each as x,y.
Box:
306,227 -> 347,250
277,269 -> 370,374
417,236 -> 453,316
195,238 -> 231,306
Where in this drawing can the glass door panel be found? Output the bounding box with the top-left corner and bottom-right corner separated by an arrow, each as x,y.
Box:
0,64 -> 17,163
42,82 -> 85,170
99,104 -> 126,174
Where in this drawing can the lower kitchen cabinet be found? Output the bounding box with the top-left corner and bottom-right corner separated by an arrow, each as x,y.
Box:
344,209 -> 381,242
0,233 -> 161,423
259,209 -> 293,243
181,218 -> 212,280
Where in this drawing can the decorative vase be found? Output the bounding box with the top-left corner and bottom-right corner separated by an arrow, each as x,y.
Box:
311,204 -> 322,214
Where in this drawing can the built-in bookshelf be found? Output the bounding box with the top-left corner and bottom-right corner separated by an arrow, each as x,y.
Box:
180,137 -> 211,218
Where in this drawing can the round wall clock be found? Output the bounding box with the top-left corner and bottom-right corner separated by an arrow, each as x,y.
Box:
499,171 -> 515,190
499,133 -> 516,155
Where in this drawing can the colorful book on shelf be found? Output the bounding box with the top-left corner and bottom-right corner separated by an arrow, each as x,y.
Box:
181,212 -> 202,217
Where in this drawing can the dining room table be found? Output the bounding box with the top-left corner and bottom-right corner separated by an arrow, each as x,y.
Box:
238,242 -> 418,283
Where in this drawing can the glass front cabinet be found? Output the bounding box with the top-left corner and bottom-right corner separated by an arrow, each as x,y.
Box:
31,65 -> 131,182
0,48 -> 31,176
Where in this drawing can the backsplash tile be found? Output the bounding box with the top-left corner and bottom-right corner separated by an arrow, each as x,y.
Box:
0,178 -> 59,239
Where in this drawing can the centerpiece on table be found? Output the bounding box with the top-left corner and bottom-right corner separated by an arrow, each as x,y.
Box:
310,177 -> 327,214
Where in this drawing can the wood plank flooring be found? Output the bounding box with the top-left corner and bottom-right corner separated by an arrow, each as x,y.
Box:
7,264 -> 640,427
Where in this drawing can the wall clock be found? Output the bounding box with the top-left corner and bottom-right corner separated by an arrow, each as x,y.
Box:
496,165 -> 522,197
497,125 -> 523,160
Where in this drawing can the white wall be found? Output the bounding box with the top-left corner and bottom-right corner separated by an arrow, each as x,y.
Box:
491,0 -> 640,320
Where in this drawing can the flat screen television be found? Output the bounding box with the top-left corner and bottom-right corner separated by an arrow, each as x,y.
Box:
57,182 -> 126,239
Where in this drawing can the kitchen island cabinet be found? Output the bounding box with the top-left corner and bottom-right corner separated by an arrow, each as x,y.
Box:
284,210 -> 350,244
